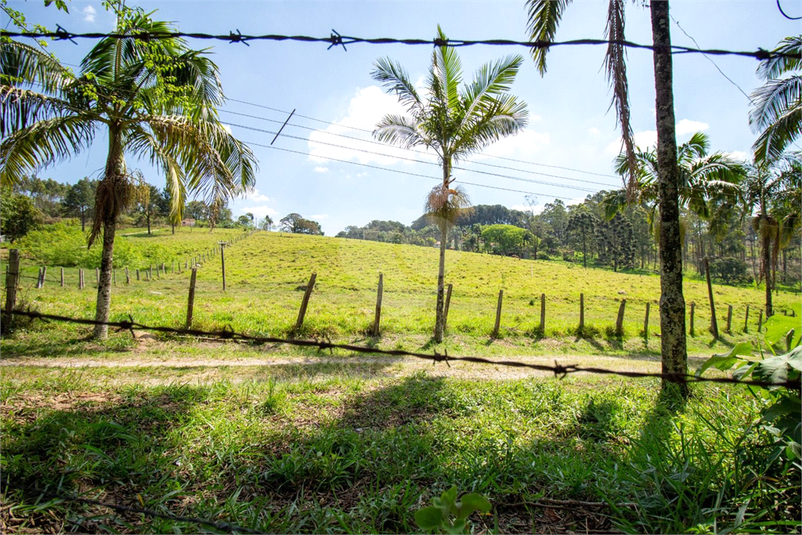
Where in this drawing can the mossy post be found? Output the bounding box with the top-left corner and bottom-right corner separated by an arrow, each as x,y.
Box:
644,302 -> 650,342
125,267 -> 130,284
136,269 -> 140,281
219,242 -> 227,292
186,267 -> 198,329
615,299 -> 626,337
704,258 -> 718,339
60,267 -> 64,287
294,273 -> 317,333
744,305 -> 750,333
2,250 -> 20,335
372,273 -> 383,337
726,305 -> 732,334
493,290 -> 503,339
689,302 -> 695,336
443,283 -> 453,332
579,293 -> 585,334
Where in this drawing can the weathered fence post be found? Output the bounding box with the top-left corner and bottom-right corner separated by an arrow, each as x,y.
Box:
136,268 -> 140,281
443,283 -> 453,332
492,289 -> 503,339
372,273 -> 383,336
125,267 -> 130,284
96,267 -> 100,286
579,293 -> 585,333
744,305 -> 750,333
36,267 -> 44,289
726,305 -> 733,334
615,299 -> 626,337
219,242 -> 227,292
60,267 -> 64,287
704,258 -> 718,339
185,267 -> 197,329
294,273 -> 316,332
2,250 -> 20,334
644,302 -> 650,341
758,309 -> 763,333
79,268 -> 84,289
689,302 -> 695,336
539,293 -> 546,335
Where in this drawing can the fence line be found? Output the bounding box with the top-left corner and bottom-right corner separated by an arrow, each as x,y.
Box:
1,30 -> 796,61
3,309 -> 797,390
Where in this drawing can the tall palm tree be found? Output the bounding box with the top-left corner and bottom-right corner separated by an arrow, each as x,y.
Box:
0,4 -> 257,339
372,26 -> 528,342
750,36 -> 802,166
742,155 -> 801,317
527,0 -> 689,398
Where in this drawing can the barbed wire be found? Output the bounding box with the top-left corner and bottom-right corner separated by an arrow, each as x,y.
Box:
0,30 -> 795,61
3,309 -> 798,390
3,482 -> 262,534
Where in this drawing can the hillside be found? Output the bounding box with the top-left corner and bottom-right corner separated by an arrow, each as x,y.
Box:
9,228 -> 797,356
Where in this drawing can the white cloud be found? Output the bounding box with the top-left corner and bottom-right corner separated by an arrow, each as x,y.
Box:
313,167 -> 330,173
308,85 -> 436,166
82,6 -> 96,23
239,205 -> 277,219
470,128 -> 551,161
308,214 -> 329,220
588,127 -> 601,136
512,204 -> 544,215
244,189 -> 270,202
675,119 -> 709,136
222,124 -> 232,134
726,150 -> 749,162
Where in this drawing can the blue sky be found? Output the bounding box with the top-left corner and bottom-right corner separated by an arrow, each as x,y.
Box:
4,0 -> 798,234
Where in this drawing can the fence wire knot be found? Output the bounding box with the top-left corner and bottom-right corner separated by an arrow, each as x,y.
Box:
54,25 -> 76,44
433,37 -> 448,47
553,360 -> 570,379
327,30 -> 346,51
228,29 -> 249,46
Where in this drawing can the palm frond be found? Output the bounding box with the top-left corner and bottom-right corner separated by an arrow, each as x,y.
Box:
0,40 -> 72,94
374,115 -> 427,150
371,57 -> 422,112
757,35 -> 802,81
432,26 -> 462,110
459,55 -> 523,132
526,0 -> 573,74
424,183 -> 471,229
752,102 -> 802,165
0,85 -> 75,137
0,115 -> 96,187
749,75 -> 802,132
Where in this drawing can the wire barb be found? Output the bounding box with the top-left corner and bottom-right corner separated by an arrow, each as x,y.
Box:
327,30 -> 346,51
228,29 -> 250,46
54,24 -> 77,44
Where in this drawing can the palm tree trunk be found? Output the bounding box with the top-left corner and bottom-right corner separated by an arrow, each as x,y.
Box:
762,225 -> 773,317
434,221 -> 447,342
93,127 -> 124,340
651,0 -> 688,399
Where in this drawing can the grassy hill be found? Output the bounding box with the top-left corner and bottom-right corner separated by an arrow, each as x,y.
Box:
6,228 -> 797,356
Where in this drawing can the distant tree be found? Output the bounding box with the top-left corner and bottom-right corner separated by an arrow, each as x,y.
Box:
258,215 -> 273,231
237,213 -> 254,227
596,213 -> 635,272
279,213 -> 322,235
1,189 -> 44,242
481,224 -> 531,256
185,201 -> 207,222
135,184 -> 167,235
280,213 -> 303,233
61,178 -> 97,232
566,209 -> 598,268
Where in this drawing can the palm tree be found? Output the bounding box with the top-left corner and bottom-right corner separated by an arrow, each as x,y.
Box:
750,36 -> 802,166
372,26 -> 528,342
0,4 -> 257,339
527,0 -> 689,398
742,155 -> 801,317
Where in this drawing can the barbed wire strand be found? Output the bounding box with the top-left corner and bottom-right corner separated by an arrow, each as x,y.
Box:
0,30 -> 792,61
3,309 -> 798,390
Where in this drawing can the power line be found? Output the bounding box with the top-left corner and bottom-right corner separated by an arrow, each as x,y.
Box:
0,29 -> 793,61
776,0 -> 802,20
228,121 -> 601,194
220,108 -> 623,187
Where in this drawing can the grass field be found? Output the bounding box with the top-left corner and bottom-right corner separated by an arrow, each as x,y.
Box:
1,228 -> 800,533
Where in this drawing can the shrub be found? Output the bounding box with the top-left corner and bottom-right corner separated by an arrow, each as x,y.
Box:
710,257 -> 752,285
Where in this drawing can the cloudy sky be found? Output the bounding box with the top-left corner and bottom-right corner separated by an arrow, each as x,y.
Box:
5,0 -> 797,234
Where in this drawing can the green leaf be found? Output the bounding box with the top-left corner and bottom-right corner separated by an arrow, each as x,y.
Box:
441,486 -> 458,509
415,507 -> 443,530
695,342 -> 753,376
445,518 -> 467,534
457,493 -> 492,520
764,314 -> 802,349
752,346 -> 802,385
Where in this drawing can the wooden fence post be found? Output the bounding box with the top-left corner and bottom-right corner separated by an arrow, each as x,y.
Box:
443,283 -> 453,332
704,258 -> 718,339
644,302 -> 650,341
758,309 -> 763,333
744,305 -> 750,333
60,267 -> 64,287
125,267 -> 130,284
372,273 -> 383,336
539,293 -> 546,335
219,242 -> 227,292
149,266 -> 153,280
726,305 -> 733,334
96,267 -> 100,286
136,268 -> 140,281
294,273 -> 316,332
615,299 -> 626,337
79,268 -> 84,289
36,267 -> 44,289
492,289 -> 503,339
185,267 -> 197,329
2,250 -> 20,334
579,293 -> 585,333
